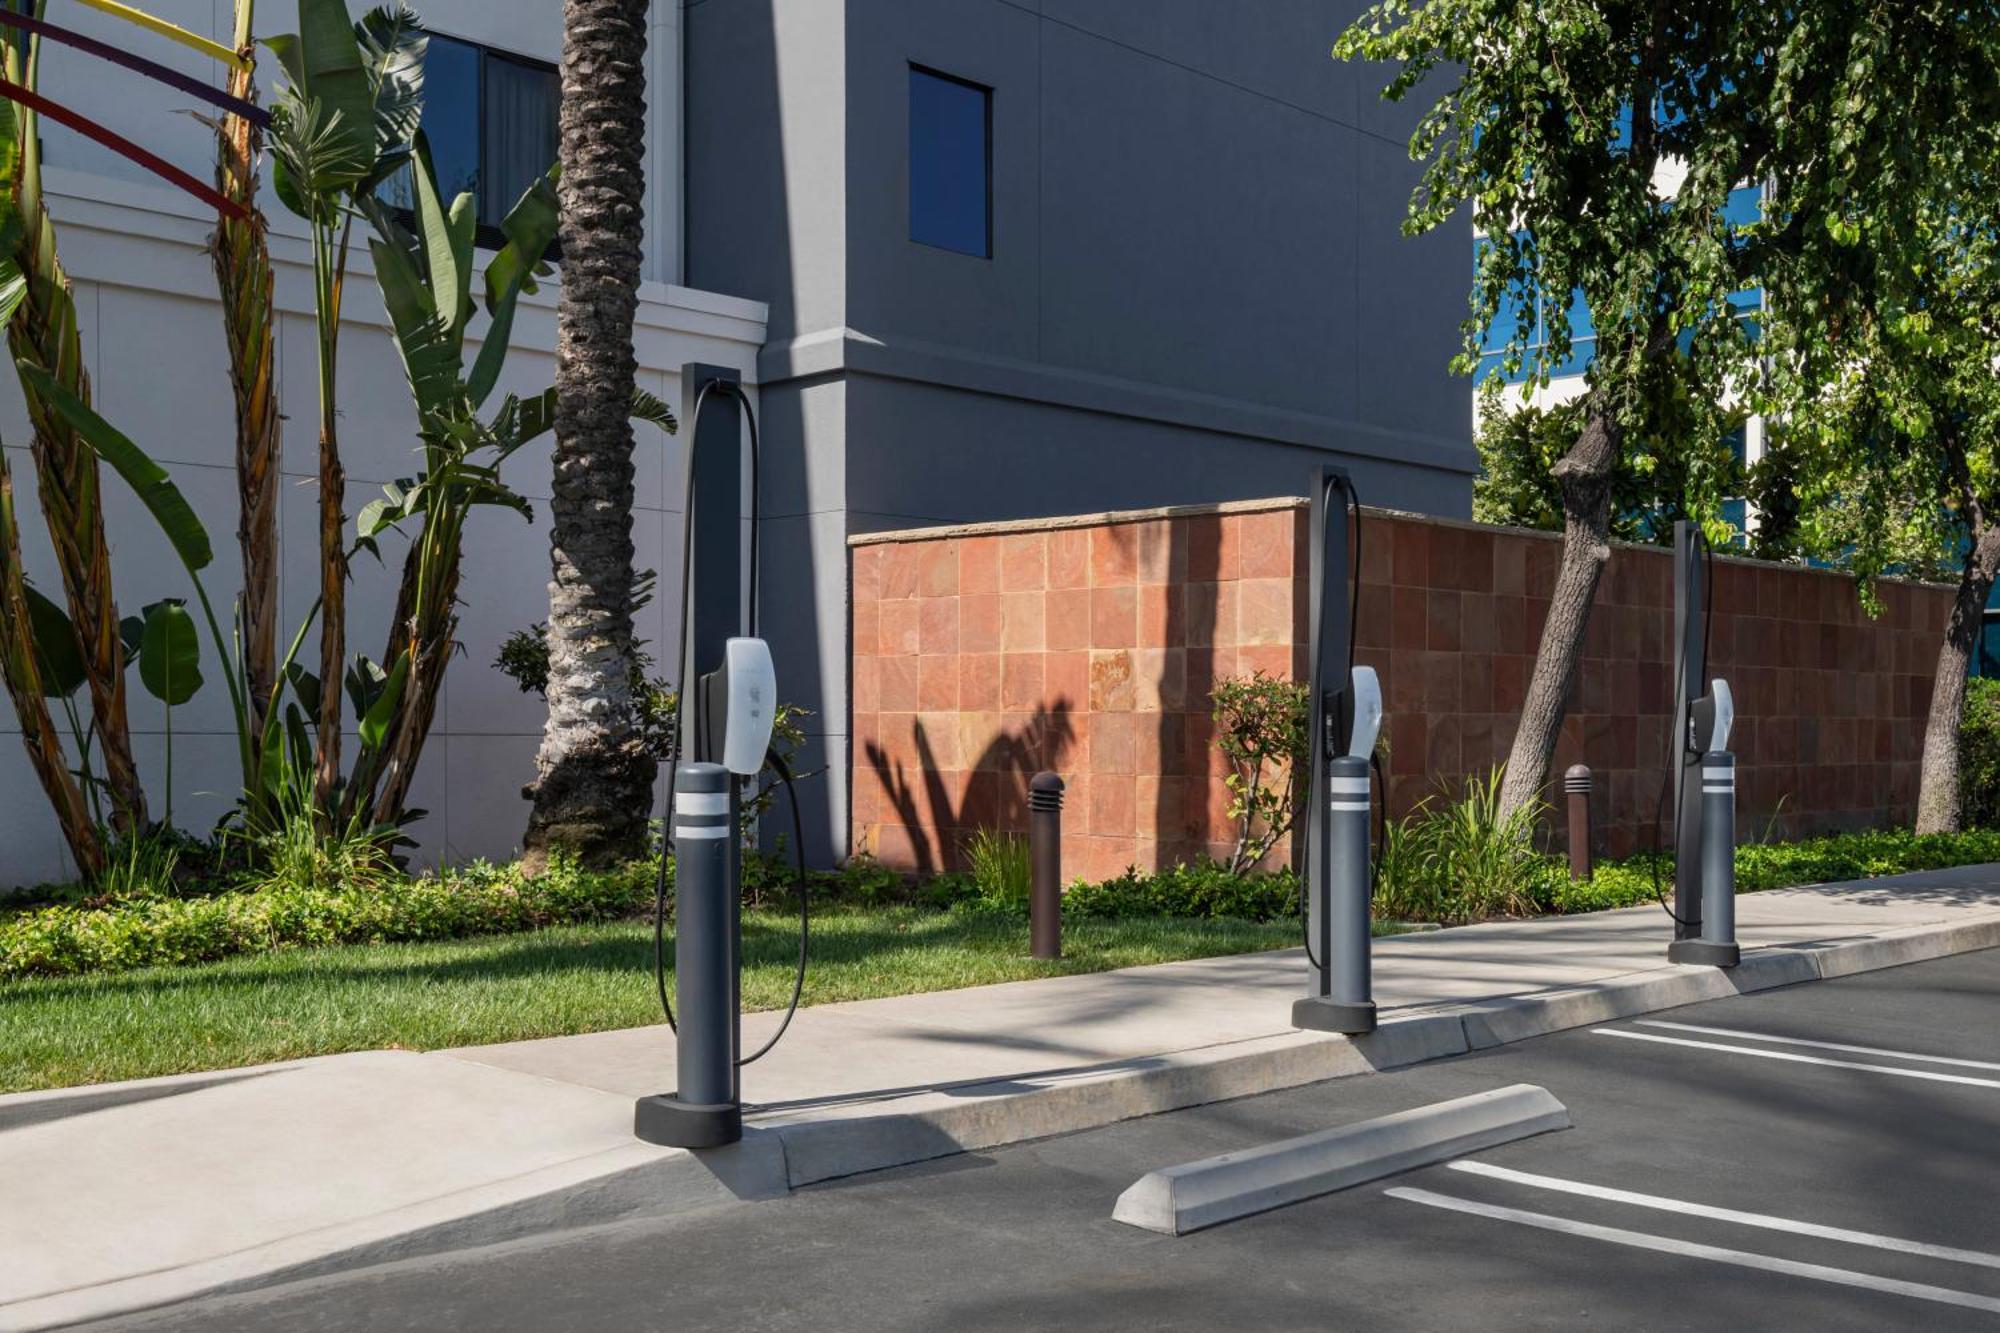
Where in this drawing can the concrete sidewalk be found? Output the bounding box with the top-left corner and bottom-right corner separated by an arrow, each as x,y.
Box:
7,866 -> 2000,1330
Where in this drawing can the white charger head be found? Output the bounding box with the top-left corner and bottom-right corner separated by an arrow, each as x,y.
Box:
1708,677 -> 1734,754
722,637 -> 778,776
1346,665 -> 1382,760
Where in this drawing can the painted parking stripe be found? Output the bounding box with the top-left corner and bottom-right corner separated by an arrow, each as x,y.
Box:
1634,1020 -> 2000,1073
1592,1028 -> 2000,1090
1446,1161 -> 2000,1271
1385,1188 -> 2000,1316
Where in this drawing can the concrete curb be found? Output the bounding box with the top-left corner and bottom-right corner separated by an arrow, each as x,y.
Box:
1110,1084 -> 1570,1235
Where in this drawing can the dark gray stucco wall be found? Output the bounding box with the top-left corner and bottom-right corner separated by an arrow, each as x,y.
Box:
686,0 -> 1473,862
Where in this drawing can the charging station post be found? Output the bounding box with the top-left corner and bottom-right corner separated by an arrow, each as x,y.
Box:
635,762 -> 742,1147
1292,466 -> 1382,1036
1665,520 -> 1740,968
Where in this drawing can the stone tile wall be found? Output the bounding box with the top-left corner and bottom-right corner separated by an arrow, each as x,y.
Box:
851,501 -> 1955,878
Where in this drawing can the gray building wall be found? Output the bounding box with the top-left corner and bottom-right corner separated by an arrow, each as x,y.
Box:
686,0 -> 1473,862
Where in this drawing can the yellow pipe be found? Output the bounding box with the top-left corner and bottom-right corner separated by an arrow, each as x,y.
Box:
67,0 -> 249,70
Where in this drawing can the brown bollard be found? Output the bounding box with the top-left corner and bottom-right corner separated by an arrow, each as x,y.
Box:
1564,764 -> 1593,882
1029,772 -> 1065,959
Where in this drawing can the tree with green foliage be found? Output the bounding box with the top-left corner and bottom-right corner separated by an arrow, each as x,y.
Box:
1335,0 -> 2000,824
1773,172 -> 2000,833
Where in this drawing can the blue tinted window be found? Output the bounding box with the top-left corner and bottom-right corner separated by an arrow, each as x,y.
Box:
910,67 -> 990,257
379,34 -> 556,248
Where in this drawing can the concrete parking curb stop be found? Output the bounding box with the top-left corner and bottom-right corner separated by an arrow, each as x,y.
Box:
1110,1084 -> 1571,1235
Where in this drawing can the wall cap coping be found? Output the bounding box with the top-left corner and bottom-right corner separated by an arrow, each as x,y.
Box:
847,497 -> 1306,547
850,499 -> 1953,593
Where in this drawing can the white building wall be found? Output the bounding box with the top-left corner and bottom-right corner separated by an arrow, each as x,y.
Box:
0,2 -> 765,884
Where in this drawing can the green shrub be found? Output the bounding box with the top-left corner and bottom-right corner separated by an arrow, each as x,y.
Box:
1211,673 -> 1310,874
1961,677 -> 2000,829
1373,770 -> 1563,925
1065,859 -> 1300,922
965,829 -> 1031,910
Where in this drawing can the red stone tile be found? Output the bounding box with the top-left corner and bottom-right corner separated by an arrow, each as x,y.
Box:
1236,579 -> 1292,647
1092,712 -> 1137,774
1426,589 -> 1462,651
918,598 -> 959,655
959,536 -> 1001,596
879,657 -> 920,712
1001,652 -> 1046,712
1390,521 -> 1429,588
1092,586 -> 1137,648
1048,528 -> 1090,589
1045,650 -> 1089,709
961,594 -> 1002,654
852,544 -> 882,602
1134,519 -> 1178,584
1237,510 -> 1292,578
1235,644 -> 1293,679
1047,588 -> 1092,651
958,712 -> 1004,772
919,655 -> 959,711
852,599 -> 879,659
1090,648 -> 1136,711
917,712 -> 962,769
919,542 -> 958,598
852,657 -> 880,715
999,532 -> 1047,592
1089,774 -> 1137,838
1091,525 -> 1138,587
880,543 -> 921,600
879,600 -> 921,656
960,653 -> 1001,711
1137,583 -> 1181,647
1000,592 -> 1045,652
1184,514 -> 1229,582
1390,585 -> 1427,651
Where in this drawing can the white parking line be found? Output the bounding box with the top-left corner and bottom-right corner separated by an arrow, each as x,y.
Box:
1634,1020 -> 2000,1073
1592,1028 -> 2000,1089
1386,1188 -> 2000,1315
1446,1161 -> 2000,1271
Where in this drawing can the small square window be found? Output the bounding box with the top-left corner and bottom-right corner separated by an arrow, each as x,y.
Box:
909,66 -> 990,257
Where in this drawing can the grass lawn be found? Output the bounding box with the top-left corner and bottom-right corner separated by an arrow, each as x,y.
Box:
0,907 -> 1315,1094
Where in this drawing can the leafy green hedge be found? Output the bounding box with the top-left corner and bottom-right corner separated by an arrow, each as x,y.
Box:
0,862 -> 654,980
1962,678 -> 2000,830
1546,827 -> 2000,916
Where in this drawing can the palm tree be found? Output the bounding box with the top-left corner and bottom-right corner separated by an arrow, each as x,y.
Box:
522,0 -> 655,867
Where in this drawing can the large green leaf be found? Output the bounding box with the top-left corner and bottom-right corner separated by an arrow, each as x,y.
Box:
357,651 -> 409,752
366,235 -> 463,417
23,582 -> 84,698
355,5 -> 427,186
295,0 -> 379,184
138,601 -> 202,707
468,164 -> 561,406
631,387 -> 679,434
16,361 -> 213,572
408,135 -> 469,341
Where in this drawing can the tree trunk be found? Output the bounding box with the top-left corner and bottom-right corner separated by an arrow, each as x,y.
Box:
1914,523 -> 2000,834
0,459 -> 101,875
212,30 -> 281,761
1498,410 -> 1619,823
522,0 -> 655,868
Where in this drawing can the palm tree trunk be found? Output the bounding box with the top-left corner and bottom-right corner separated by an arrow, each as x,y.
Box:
522,0 -> 655,868
0,456 -> 101,874
211,7 -> 280,762
6,89 -> 146,834
1498,408 -> 1619,822
1915,519 -> 2000,834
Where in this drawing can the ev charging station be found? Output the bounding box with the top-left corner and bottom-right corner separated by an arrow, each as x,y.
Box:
1292,466 -> 1383,1036
1664,519 -> 1741,969
635,364 -> 790,1150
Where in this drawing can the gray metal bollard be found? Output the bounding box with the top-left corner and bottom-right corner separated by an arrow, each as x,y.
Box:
635,762 -> 743,1147
1029,772 -> 1065,960
1564,764 -> 1593,882
1293,752 -> 1376,1034
1698,751 -> 1738,963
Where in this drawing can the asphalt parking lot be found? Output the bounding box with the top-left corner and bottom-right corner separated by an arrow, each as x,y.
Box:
89,948 -> 2000,1332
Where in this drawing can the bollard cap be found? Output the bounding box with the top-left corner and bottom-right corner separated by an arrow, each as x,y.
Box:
1563,764 -> 1592,794
1029,770 -> 1065,811
675,762 -> 728,791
